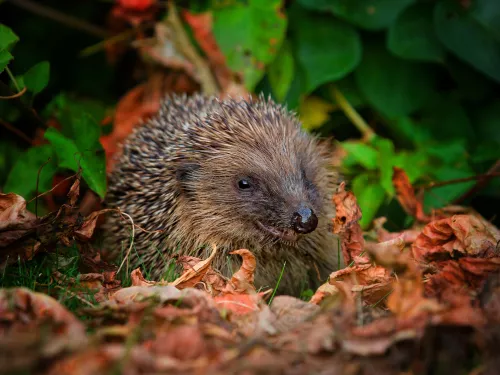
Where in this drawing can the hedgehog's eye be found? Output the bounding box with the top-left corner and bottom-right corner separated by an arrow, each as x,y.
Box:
238,179 -> 252,190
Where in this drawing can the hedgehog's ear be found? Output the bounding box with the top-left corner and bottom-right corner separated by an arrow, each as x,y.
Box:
176,162 -> 200,197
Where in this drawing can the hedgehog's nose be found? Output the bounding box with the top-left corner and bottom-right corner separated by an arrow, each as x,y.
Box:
291,206 -> 318,234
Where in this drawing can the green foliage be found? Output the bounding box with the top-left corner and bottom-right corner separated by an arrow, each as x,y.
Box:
23,61 -> 50,94
1,21 -> 107,200
0,24 -> 19,73
388,3 -> 445,63
4,145 -> 57,199
298,0 -> 415,30
267,41 -> 294,102
213,0 -> 287,91
289,3 -> 362,94
355,43 -> 435,118
434,1 -> 500,83
44,114 -> 106,199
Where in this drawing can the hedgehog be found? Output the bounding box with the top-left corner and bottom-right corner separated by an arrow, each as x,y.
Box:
103,94 -> 341,295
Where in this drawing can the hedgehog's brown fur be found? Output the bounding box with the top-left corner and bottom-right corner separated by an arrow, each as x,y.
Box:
103,94 -> 340,295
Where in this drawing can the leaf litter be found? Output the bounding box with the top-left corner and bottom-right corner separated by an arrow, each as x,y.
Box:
1,167 -> 500,374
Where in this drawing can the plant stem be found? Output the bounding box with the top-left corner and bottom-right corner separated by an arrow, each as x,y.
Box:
331,85 -> 375,142
7,0 -> 108,38
417,171 -> 500,190
5,66 -> 20,92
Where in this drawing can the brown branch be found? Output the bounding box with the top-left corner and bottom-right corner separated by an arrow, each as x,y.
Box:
6,0 -> 108,38
0,119 -> 33,144
418,171 -> 500,190
453,160 -> 500,204
0,86 -> 27,99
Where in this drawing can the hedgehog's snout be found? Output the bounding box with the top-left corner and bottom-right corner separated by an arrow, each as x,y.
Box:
291,205 -> 318,234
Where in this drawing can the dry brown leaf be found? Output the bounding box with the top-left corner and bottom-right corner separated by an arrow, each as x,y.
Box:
151,325 -> 207,360
171,245 -> 218,289
67,176 -> 81,206
100,77 -> 164,173
392,167 -> 430,222
332,181 -> 362,233
269,295 -> 320,332
331,182 -> 365,265
0,193 -> 36,244
214,292 -> 263,315
0,288 -> 87,374
412,214 -> 500,263
224,249 -> 257,294
74,210 -> 104,242
130,267 -> 156,287
310,264 -> 392,306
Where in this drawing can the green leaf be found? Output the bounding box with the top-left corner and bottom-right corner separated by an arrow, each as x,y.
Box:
434,1 -> 500,83
389,116 -> 432,146
351,173 -> 386,229
213,0 -> 287,91
290,4 -> 362,93
298,0 -> 415,30
371,136 -> 395,197
387,3 -> 445,63
473,100 -> 500,145
424,140 -> 468,166
0,49 -> 12,73
3,145 -> 57,200
267,40 -> 294,102
44,94 -> 108,139
0,24 -> 19,51
447,56 -> 494,103
24,61 -> 50,95
341,141 -> 379,170
44,114 -> 106,198
418,98 -> 475,146
355,43 -> 435,118
393,150 -> 431,182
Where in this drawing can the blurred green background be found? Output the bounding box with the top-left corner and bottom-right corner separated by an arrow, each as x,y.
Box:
1,0 -> 499,231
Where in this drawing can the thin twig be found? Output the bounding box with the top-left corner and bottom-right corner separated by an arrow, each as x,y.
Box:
79,28 -> 139,57
27,172 -> 79,204
116,212 -> 136,275
331,85 -> 375,142
7,0 -> 108,38
417,172 -> 500,190
0,86 -> 27,99
5,66 -> 21,93
0,119 -> 32,144
453,160 -> 500,204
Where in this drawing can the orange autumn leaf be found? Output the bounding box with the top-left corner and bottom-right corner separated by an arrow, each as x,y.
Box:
170,245 -> 218,289
101,78 -> 164,173
331,182 -> 365,265
392,167 -> 430,222
214,292 -> 264,315
412,214 -> 500,263
224,249 -> 257,294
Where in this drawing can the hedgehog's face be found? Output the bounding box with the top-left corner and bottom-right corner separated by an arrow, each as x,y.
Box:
176,135 -> 328,247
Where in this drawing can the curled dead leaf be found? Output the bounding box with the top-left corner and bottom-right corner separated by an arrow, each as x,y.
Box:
225,249 -> 256,294
171,245 -> 218,289
412,214 -> 500,263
